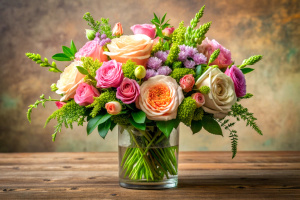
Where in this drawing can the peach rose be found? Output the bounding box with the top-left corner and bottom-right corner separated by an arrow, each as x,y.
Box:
179,74 -> 195,93
105,101 -> 122,115
112,22 -> 123,37
137,75 -> 184,121
103,34 -> 153,67
56,61 -> 85,101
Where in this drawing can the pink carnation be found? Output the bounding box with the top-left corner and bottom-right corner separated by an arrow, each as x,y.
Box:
179,74 -> 195,93
95,60 -> 124,88
74,83 -> 100,106
116,78 -> 140,104
225,65 -> 246,97
75,34 -> 108,62
197,37 -> 232,69
131,24 -> 156,39
55,101 -> 66,109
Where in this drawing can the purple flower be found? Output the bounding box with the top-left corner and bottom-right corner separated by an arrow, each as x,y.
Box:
154,51 -> 168,63
225,65 -> 246,97
183,60 -> 196,69
147,57 -> 162,70
178,51 -> 188,61
144,69 -> 157,80
193,53 -> 207,65
179,45 -> 187,52
157,66 -> 172,76
185,46 -> 198,58
101,34 -> 107,40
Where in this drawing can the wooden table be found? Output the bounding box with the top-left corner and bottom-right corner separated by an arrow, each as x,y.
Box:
0,152 -> 299,199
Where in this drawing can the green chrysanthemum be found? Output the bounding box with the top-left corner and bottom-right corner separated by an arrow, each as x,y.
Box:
177,97 -> 197,126
170,68 -> 195,83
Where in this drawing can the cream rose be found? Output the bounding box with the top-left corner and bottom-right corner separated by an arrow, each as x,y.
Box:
137,75 -> 184,121
56,61 -> 85,101
103,34 -> 153,67
195,67 -> 237,119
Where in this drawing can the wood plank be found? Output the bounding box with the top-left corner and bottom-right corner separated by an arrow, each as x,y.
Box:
0,152 -> 299,199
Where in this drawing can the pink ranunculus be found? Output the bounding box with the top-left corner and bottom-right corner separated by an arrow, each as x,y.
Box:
191,93 -> 205,108
105,101 -> 122,115
197,37 -> 232,69
131,24 -> 156,39
75,33 -> 108,62
162,27 -> 175,37
95,60 -> 124,88
116,78 -> 140,104
55,101 -> 66,109
112,22 -> 123,37
74,83 -> 100,106
225,65 -> 246,97
179,74 -> 195,93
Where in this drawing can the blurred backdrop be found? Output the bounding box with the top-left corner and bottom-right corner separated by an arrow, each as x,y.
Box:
0,0 -> 299,152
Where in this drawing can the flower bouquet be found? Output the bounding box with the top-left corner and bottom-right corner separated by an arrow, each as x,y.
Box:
26,5 -> 263,189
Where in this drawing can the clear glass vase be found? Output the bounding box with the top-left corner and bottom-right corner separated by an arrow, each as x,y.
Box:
118,125 -> 179,189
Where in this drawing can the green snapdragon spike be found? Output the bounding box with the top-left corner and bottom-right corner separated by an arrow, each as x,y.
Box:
239,55 -> 263,68
25,53 -> 62,73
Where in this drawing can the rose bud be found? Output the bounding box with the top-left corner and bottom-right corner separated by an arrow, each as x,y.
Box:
162,27 -> 175,37
191,93 -> 205,108
86,29 -> 96,40
112,22 -> 123,37
134,65 -> 146,79
179,74 -> 195,93
55,101 -> 66,109
105,101 -> 122,115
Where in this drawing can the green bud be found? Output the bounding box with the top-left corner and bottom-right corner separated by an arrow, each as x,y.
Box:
50,83 -> 58,92
40,94 -> 45,99
44,58 -> 48,63
86,29 -> 96,40
199,86 -> 210,94
134,65 -> 146,79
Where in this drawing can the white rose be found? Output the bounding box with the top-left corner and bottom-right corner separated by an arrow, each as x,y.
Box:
195,67 -> 237,119
56,61 -> 85,101
137,75 -> 184,121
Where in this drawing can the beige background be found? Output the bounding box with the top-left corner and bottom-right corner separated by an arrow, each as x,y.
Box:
0,0 -> 299,152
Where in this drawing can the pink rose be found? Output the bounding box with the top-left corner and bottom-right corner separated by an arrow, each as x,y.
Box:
55,101 -> 66,109
162,27 -> 175,37
116,78 -> 140,104
105,101 -> 122,115
179,74 -> 195,93
95,60 -> 124,88
112,22 -> 123,37
191,93 -> 205,108
131,24 -> 156,39
74,83 -> 100,106
197,37 -> 232,69
225,65 -> 246,97
75,33 -> 108,62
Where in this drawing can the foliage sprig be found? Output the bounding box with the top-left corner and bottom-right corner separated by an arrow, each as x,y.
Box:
25,53 -> 62,73
151,13 -> 171,40
218,118 -> 238,158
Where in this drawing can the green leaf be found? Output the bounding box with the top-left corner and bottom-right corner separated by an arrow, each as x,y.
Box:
195,65 -> 203,77
129,118 -> 146,131
52,53 -> 72,61
202,115 -> 223,136
125,103 -> 136,110
62,46 -> 74,58
86,113 -> 112,135
70,40 -> 77,55
76,66 -> 89,75
110,120 -> 117,131
154,13 -> 159,21
191,120 -> 202,134
161,13 -> 166,24
156,118 -> 179,137
98,118 -> 111,139
241,68 -> 255,74
131,110 -> 146,124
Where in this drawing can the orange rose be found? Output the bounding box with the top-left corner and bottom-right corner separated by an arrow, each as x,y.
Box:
103,34 -> 153,67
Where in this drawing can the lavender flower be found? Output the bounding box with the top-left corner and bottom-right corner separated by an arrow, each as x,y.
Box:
147,57 -> 162,70
157,66 -> 172,76
193,53 -> 207,65
184,60 -> 196,69
178,51 -> 188,61
154,51 -> 168,63
144,69 -> 157,80
99,38 -> 112,47
101,34 -> 107,40
179,45 -> 187,52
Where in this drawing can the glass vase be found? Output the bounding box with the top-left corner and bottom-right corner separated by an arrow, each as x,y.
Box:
118,125 -> 179,189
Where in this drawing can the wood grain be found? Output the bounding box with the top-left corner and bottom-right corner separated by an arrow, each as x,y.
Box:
0,152 -> 299,199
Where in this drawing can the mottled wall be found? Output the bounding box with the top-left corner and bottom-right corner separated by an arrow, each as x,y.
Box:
0,0 -> 299,152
